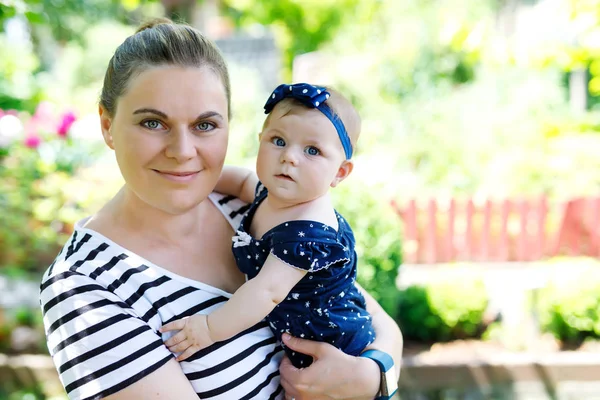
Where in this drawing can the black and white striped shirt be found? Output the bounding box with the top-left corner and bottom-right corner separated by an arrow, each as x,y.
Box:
40,193 -> 284,400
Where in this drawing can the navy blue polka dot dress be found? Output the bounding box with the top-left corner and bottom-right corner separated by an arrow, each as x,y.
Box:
232,183 -> 375,368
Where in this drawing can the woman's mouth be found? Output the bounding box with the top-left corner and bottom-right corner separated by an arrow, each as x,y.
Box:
153,169 -> 200,183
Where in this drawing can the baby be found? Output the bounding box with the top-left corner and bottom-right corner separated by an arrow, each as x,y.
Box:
161,83 -> 374,368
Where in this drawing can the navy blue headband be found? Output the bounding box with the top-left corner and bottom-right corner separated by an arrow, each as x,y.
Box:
263,83 -> 353,159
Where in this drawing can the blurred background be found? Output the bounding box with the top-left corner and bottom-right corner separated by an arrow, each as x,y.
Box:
2,0 -> 600,398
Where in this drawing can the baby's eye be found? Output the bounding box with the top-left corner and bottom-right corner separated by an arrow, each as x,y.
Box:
272,137 -> 286,147
142,119 -> 164,130
305,146 -> 320,156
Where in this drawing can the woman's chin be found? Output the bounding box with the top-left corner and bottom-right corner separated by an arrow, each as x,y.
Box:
147,191 -> 209,215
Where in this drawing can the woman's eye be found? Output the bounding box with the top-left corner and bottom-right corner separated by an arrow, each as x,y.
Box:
305,146 -> 320,156
142,120 -> 164,130
272,137 -> 286,147
197,122 -> 215,131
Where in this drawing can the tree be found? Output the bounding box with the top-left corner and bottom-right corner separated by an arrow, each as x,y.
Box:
222,0 -> 364,77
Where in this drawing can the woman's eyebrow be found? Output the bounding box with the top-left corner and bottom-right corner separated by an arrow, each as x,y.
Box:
133,108 -> 168,119
195,111 -> 224,121
132,109 -> 224,121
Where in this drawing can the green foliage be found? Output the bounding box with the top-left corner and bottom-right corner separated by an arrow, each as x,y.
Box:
0,0 -> 133,42
397,279 -> 488,342
315,0 -> 600,201
0,387 -> 46,400
0,305 -> 45,354
0,34 -> 43,113
539,270 -> 600,345
331,181 -> 402,317
222,0 -> 365,76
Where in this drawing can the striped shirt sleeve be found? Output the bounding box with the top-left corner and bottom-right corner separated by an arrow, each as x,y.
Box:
40,270 -> 173,400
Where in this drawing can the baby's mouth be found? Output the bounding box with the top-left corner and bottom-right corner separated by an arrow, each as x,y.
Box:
276,174 -> 294,181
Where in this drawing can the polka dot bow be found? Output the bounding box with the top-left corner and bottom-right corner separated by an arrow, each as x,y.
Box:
263,83 -> 353,159
264,83 -> 330,114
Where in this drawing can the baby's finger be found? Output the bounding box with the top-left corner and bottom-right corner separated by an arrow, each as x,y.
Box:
176,346 -> 198,362
168,340 -> 191,353
159,318 -> 187,333
164,330 -> 187,348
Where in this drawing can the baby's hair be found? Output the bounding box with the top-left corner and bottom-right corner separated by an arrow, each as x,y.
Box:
100,18 -> 231,118
263,86 -> 361,151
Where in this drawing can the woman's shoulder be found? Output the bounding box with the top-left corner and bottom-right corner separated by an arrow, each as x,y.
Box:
41,219 -> 102,279
208,192 -> 251,230
40,218 -> 145,287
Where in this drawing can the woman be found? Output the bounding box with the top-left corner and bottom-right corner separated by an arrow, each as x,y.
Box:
39,18 -> 402,400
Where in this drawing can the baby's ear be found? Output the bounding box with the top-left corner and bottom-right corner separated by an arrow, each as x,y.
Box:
331,160 -> 354,188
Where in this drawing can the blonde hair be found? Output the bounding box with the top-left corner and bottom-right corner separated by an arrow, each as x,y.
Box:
263,87 -> 361,152
100,18 -> 231,118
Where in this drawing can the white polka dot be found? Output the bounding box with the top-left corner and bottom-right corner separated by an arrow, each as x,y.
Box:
302,89 -> 308,94
317,89 -> 321,94
272,93 -> 276,99
315,102 -> 320,106
326,94 -> 330,99
289,86 -> 293,91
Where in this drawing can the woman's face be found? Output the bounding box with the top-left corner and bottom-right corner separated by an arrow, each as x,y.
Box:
99,65 -> 229,215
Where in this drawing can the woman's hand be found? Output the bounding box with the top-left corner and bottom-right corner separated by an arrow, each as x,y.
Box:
279,333 -> 380,400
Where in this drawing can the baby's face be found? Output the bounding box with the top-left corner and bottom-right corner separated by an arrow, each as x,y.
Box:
256,106 -> 347,205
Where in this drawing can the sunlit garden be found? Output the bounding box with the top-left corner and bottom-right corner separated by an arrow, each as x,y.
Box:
3,0 -> 600,398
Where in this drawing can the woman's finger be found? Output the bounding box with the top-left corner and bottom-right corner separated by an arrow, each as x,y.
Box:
282,333 -> 330,360
279,355 -> 301,399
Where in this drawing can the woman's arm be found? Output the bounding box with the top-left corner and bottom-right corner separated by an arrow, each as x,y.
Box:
214,165 -> 258,203
41,271 -> 198,399
105,358 -> 198,399
359,283 -> 403,377
279,285 -> 403,400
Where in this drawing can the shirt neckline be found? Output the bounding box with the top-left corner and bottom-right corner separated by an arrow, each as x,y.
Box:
75,216 -> 234,298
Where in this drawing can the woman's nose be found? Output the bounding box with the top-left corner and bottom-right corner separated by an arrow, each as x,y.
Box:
165,128 -> 196,162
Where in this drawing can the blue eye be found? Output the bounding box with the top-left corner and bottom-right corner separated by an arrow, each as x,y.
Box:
142,119 -> 164,130
272,137 -> 286,147
197,122 -> 215,131
305,146 -> 320,156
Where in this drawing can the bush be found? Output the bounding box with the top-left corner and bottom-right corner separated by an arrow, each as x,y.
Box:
539,268 -> 600,345
0,104 -> 106,275
331,180 -> 403,317
397,279 -> 488,343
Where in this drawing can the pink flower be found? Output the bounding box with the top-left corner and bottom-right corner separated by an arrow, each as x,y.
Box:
24,134 -> 41,149
57,111 -> 77,137
33,102 -> 54,122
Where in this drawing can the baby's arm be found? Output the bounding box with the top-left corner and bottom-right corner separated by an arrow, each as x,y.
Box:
214,165 -> 258,204
161,255 -> 306,360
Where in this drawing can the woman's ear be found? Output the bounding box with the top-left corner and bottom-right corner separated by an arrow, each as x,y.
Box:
331,160 -> 354,187
99,105 -> 115,150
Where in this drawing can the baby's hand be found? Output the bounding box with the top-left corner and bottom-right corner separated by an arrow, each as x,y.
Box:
160,315 -> 214,361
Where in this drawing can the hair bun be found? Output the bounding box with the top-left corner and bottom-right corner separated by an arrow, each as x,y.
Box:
135,17 -> 174,34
